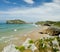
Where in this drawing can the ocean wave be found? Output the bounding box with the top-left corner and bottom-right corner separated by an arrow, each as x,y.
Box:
0,35 -> 14,41
0,37 -> 8,41
4,37 -> 19,43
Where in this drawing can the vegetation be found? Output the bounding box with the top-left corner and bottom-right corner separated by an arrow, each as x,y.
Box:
15,46 -> 25,52
6,19 -> 26,24
54,21 -> 60,27
15,40 -> 34,52
15,36 -> 60,52
35,21 -> 60,27
34,36 -> 60,52
28,40 -> 34,44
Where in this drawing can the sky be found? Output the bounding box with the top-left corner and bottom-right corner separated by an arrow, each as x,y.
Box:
0,0 -> 60,22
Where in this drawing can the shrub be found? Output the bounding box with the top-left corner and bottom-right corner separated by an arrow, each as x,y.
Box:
29,40 -> 34,44
15,46 -> 25,52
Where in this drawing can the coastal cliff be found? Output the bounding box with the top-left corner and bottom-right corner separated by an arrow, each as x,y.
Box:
6,20 -> 26,24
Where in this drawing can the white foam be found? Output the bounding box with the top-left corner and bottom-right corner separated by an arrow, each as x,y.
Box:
0,37 -> 8,41
33,24 -> 38,27
14,29 -> 17,31
4,37 -> 19,43
0,35 -> 14,42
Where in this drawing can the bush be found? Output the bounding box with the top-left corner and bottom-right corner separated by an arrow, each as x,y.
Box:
29,40 -> 34,44
15,46 -> 25,52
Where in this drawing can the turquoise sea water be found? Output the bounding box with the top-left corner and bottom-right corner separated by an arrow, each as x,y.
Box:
0,23 -> 39,52
0,23 -> 37,51
0,23 -> 36,42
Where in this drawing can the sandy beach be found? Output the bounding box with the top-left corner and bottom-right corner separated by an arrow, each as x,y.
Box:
0,26 -> 49,52
1,26 -> 60,52
11,26 -> 49,46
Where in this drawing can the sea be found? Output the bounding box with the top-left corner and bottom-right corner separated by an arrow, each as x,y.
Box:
0,23 -> 37,51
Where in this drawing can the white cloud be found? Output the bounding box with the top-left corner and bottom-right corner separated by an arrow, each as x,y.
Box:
24,0 -> 34,4
54,0 -> 60,4
0,0 -> 60,22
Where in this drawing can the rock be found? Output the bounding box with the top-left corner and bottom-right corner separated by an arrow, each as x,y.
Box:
41,27 -> 60,36
2,44 -> 19,52
22,38 -> 37,52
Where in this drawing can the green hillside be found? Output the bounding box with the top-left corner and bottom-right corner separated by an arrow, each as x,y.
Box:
6,19 -> 26,24
35,21 -> 60,27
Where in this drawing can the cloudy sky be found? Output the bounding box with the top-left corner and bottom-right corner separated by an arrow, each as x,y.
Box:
0,0 -> 60,22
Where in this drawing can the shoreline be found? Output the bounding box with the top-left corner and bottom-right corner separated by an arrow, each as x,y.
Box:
0,27 -> 39,51
0,26 -> 49,52
12,26 -> 49,46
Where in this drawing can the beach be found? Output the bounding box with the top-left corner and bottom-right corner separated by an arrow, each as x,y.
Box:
1,26 -> 49,46
0,24 -> 40,52
1,25 -> 60,52
0,24 -> 53,52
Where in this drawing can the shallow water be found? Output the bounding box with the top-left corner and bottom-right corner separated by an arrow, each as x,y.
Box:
0,23 -> 37,52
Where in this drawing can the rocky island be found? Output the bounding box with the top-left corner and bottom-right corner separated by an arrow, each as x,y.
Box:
6,19 -> 27,24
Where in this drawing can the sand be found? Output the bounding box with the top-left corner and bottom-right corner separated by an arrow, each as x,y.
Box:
12,26 -> 49,46
1,26 -> 49,52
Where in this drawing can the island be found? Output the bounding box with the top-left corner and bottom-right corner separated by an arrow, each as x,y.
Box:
6,19 -> 27,24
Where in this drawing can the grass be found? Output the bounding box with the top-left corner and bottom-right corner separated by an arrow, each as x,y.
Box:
35,21 -> 60,27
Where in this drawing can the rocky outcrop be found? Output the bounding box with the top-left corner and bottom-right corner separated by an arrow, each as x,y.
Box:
41,27 -> 60,36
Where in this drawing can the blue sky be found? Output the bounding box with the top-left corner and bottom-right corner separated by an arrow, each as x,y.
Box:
0,0 -> 60,22
0,0 -> 52,11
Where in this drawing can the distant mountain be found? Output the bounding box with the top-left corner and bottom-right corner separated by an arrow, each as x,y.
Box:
6,19 -> 27,24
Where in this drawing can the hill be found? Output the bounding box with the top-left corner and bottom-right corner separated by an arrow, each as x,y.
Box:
6,19 -> 27,24
35,21 -> 60,27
